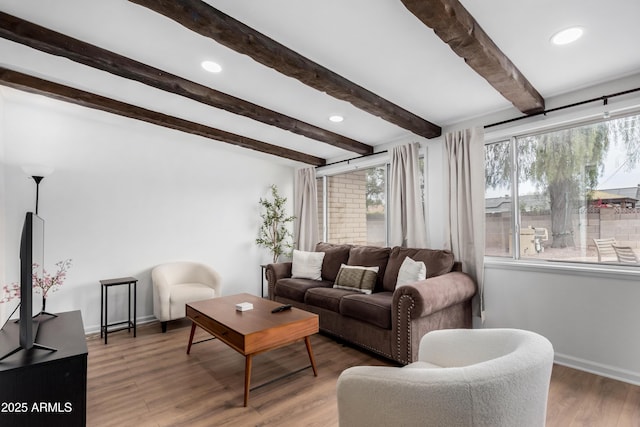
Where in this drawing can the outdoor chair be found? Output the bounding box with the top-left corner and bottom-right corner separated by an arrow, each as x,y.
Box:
593,237 -> 618,262
612,245 -> 640,264
533,227 -> 548,253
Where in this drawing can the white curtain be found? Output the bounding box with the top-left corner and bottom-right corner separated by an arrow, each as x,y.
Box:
389,142 -> 427,247
294,167 -> 319,251
443,127 -> 485,320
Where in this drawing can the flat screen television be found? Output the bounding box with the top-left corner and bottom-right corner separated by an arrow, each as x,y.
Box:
19,211 -> 45,349
0,212 -> 55,361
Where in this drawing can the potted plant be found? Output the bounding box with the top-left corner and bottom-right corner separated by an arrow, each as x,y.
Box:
256,185 -> 295,263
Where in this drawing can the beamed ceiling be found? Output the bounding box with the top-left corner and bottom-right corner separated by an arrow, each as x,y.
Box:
1,0 -> 639,166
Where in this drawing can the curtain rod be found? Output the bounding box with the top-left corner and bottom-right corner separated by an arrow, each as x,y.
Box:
484,86 -> 640,129
316,149 -> 388,169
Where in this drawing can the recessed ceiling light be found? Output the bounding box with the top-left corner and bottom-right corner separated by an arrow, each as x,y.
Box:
550,27 -> 584,45
201,60 -> 222,73
329,115 -> 344,123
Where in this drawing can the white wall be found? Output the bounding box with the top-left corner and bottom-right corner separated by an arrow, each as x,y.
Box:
0,87 -> 295,333
484,262 -> 640,385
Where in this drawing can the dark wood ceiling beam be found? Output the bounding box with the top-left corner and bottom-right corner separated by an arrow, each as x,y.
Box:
127,0 -> 442,139
0,12 -> 368,155
0,68 -> 325,166
400,0 -> 545,114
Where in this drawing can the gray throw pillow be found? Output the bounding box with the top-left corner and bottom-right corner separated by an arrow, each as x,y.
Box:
333,264 -> 379,294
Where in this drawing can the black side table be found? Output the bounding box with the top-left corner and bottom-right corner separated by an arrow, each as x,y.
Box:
100,276 -> 137,344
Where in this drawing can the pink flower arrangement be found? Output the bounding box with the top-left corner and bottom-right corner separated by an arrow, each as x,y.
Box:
0,259 -> 72,303
0,283 -> 20,304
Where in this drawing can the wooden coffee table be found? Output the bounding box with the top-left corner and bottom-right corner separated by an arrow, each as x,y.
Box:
185,293 -> 319,406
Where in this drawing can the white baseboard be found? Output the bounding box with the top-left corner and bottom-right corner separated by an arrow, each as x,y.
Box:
84,315 -> 157,335
554,352 -> 640,386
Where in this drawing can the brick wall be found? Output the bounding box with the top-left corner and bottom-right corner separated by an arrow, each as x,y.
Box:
326,170 -> 368,245
598,207 -> 640,248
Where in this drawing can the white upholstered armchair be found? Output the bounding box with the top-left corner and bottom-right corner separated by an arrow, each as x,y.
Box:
337,328 -> 554,427
152,261 -> 222,332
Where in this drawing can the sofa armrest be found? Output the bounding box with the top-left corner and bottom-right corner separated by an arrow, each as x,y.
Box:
265,262 -> 292,300
392,271 -> 476,319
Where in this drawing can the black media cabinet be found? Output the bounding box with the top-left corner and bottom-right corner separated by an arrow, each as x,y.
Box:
0,310 -> 88,427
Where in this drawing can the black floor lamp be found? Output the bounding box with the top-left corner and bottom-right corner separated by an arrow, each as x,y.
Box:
21,165 -> 54,214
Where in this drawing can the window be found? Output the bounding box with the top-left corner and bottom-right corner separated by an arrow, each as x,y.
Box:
317,150 -> 426,247
485,112 -> 640,265
319,166 -> 387,246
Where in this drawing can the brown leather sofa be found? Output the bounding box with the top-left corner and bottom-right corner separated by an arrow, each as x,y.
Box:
265,243 -> 477,364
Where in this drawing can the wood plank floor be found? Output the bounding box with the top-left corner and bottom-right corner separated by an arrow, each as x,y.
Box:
86,320 -> 640,426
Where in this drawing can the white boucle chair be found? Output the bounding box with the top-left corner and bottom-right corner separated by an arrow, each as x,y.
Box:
337,328 -> 554,427
152,261 -> 222,332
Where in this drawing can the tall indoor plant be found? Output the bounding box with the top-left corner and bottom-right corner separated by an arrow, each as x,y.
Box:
256,185 -> 295,263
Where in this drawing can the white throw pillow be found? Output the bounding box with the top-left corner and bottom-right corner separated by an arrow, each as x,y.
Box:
291,249 -> 325,280
396,257 -> 427,288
